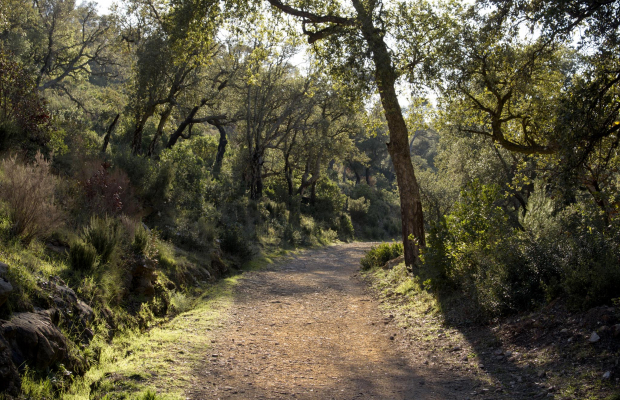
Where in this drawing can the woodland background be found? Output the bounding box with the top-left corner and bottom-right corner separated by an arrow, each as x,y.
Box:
0,0 -> 619,396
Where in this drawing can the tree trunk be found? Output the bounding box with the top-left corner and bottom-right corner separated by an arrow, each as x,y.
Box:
285,155 -> 294,198
349,162 -> 361,185
212,120 -> 227,175
365,167 -> 371,185
101,113 -> 120,153
310,180 -> 317,205
249,151 -> 263,200
167,105 -> 202,149
131,107 -> 156,155
352,0 -> 425,267
148,105 -> 173,157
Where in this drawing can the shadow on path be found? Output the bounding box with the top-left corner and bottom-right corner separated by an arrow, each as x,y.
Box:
188,244 -> 483,399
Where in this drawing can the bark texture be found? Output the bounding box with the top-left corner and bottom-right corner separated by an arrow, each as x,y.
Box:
351,0 -> 426,266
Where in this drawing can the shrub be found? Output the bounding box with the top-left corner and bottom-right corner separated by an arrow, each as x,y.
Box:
170,291 -> 192,314
360,242 -> 403,270
283,224 -> 302,247
69,240 -> 98,271
132,224 -> 150,254
220,225 -> 253,260
81,161 -> 139,217
156,241 -> 177,270
348,196 -> 370,222
0,152 -> 63,243
83,216 -> 122,264
337,213 -> 354,240
299,215 -> 316,236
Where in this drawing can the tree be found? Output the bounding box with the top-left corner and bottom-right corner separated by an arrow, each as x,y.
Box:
441,1 -> 620,223
263,0 -> 455,266
119,0 -> 231,155
0,48 -> 52,152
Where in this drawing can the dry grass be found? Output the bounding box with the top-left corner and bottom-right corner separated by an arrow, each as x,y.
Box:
0,152 -> 63,243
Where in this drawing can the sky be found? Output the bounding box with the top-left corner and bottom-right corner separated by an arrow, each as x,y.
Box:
94,0 -> 115,14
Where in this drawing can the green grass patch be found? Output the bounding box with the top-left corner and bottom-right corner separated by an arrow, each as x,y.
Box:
63,274 -> 241,400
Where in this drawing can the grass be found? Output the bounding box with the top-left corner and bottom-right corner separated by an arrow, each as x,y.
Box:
59,248 -> 297,399
62,274 -> 240,399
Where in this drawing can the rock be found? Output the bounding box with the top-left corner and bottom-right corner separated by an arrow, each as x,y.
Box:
602,371 -> 611,380
0,277 -> 12,308
383,255 -> 405,270
75,300 -> 94,325
589,331 -> 600,343
0,310 -> 68,371
54,283 -> 78,304
131,256 -> 157,297
49,282 -> 94,335
0,262 -> 8,278
494,349 -> 504,355
613,324 -> 620,337
0,334 -> 20,395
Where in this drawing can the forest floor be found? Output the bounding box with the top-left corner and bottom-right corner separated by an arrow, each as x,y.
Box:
92,243 -> 620,400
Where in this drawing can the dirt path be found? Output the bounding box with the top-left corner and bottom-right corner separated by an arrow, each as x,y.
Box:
187,243 -> 467,399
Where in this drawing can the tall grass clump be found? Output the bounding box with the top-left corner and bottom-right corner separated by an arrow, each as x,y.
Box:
82,216 -> 122,264
0,152 -> 63,243
132,224 -> 150,254
69,240 -> 98,271
360,242 -> 403,270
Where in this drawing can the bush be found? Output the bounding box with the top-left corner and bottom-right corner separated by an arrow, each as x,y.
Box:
69,240 -> 98,271
282,222 -> 303,247
83,216 -> 122,264
220,225 -> 253,260
348,196 -> 370,222
132,224 -> 150,254
360,242 -> 403,270
337,213 -> 354,240
0,152 -> 63,243
81,161 -> 140,217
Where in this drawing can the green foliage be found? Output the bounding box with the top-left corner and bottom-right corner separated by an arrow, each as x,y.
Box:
424,179 -> 620,318
155,241 -> 177,271
346,184 -> 401,240
360,242 -> 404,270
337,213 -> 354,241
132,225 -> 150,255
546,205 -> 620,309
137,389 -> 162,400
220,225 -> 253,261
82,216 -> 122,264
69,240 -> 98,271
348,196 -> 370,221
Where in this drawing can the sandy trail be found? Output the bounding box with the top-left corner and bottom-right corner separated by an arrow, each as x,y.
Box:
184,243 -> 468,399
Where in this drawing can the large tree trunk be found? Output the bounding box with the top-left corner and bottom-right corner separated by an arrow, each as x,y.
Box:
352,0 -> 425,267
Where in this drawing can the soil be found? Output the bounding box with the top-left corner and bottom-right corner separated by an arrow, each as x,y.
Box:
175,243 -> 619,400
189,243 -> 473,399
